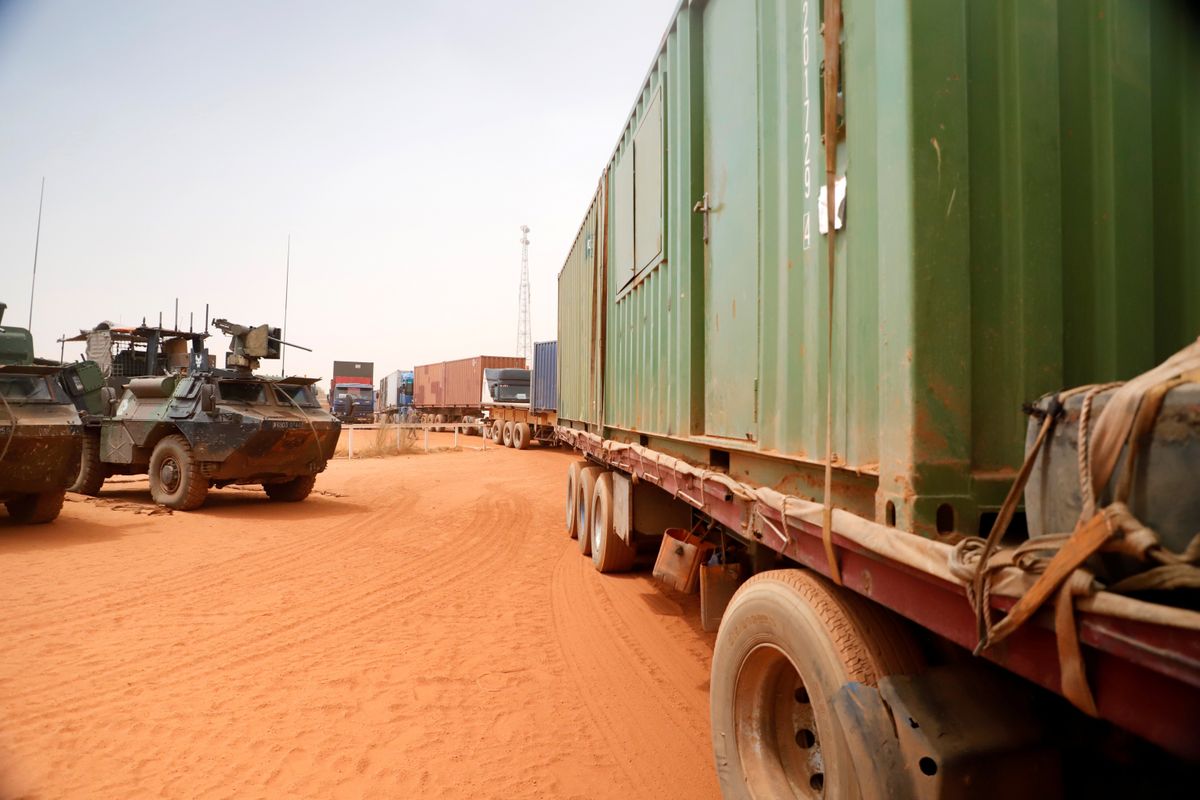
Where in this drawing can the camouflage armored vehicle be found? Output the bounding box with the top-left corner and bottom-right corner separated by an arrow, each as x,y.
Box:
70,317 -> 341,510
0,302 -> 96,524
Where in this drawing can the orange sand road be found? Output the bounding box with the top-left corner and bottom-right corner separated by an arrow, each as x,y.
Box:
0,435 -> 720,799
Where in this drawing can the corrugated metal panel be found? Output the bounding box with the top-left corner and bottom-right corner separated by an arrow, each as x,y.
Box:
332,361 -> 373,380
414,356 -> 524,409
557,0 -> 1199,536
557,183 -> 606,428
532,340 -> 557,412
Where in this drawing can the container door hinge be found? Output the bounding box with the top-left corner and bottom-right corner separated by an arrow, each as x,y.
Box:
753,379 -> 759,423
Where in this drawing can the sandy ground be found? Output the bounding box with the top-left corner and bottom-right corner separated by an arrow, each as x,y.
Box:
0,434 -> 719,799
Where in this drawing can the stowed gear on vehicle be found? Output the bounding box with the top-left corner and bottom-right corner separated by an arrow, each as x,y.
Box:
69,316 -> 340,510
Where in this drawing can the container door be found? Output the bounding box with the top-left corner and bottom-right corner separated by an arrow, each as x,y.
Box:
701,0 -> 760,441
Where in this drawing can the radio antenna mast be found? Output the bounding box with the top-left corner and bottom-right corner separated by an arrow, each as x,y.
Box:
517,225 -> 532,367
27,177 -> 45,328
282,234 -> 291,376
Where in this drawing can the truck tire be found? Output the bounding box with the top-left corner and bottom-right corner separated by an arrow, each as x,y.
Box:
502,421 -> 515,448
710,570 -> 923,800
69,432 -> 106,496
148,434 -> 209,510
263,474 -> 317,502
513,422 -> 531,450
491,421 -> 503,444
576,466 -> 603,556
565,459 -> 588,539
434,414 -> 446,432
5,489 -> 65,524
591,472 -> 636,572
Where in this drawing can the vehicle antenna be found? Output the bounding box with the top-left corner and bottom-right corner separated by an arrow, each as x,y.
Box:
190,311 -> 194,333
282,234 -> 291,376
27,177 -> 45,329
204,303 -> 209,333
174,297 -> 179,330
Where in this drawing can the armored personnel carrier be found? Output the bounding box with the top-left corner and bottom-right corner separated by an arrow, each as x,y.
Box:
70,317 -> 341,510
0,302 -> 93,524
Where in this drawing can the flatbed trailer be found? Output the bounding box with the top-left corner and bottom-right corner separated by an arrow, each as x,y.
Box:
485,403 -> 557,450
559,427 -> 1200,763
552,0 -> 1200,794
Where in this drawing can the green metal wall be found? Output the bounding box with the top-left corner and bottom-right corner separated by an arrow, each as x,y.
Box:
556,185 -> 605,429
556,0 -> 1200,536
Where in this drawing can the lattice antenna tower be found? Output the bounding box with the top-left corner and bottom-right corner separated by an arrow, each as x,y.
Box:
517,225 -> 532,366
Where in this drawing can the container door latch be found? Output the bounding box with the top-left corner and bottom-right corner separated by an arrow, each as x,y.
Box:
693,192 -> 711,243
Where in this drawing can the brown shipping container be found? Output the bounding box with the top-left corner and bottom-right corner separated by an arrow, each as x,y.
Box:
413,356 -> 525,410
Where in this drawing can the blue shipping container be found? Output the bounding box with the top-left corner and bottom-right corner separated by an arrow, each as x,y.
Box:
532,341 -> 557,412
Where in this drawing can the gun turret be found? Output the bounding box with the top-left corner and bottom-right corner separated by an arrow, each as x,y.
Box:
211,318 -> 311,373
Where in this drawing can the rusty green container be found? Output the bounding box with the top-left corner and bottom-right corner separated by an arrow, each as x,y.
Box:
556,0 -> 1200,537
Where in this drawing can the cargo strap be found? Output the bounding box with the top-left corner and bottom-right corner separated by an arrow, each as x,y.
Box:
951,336 -> 1200,716
820,0 -> 844,586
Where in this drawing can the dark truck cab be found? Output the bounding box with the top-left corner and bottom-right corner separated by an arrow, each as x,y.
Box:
330,382 -> 375,424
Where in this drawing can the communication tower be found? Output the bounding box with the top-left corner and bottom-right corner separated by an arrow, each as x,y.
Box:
517,225 -> 532,366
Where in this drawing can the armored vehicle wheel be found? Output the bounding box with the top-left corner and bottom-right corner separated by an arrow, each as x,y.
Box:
490,422 -> 503,444
710,570 -> 923,800
5,489 -> 65,524
149,435 -> 208,510
263,475 -> 317,502
502,421 -> 514,447
576,466 -> 602,556
69,433 -> 106,496
512,421 -> 530,450
591,472 -> 636,573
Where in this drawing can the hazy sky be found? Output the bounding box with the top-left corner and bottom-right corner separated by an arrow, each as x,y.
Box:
0,0 -> 677,385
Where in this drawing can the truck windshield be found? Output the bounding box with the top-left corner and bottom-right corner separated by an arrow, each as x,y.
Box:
274,384 -> 319,407
0,375 -> 54,403
218,381 -> 268,404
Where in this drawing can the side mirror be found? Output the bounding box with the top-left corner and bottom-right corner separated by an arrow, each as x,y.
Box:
200,384 -> 217,415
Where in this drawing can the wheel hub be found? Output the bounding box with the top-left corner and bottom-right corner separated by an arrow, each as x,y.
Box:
159,458 -> 180,492
735,644 -> 826,798
592,502 -> 604,553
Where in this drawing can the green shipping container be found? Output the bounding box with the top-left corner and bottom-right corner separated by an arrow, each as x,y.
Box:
556,0 -> 1200,538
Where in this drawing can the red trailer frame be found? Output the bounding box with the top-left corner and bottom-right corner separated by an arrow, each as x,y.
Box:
559,427 -> 1200,760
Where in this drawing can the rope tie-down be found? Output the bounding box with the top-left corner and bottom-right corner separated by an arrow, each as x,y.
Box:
951,337 -> 1200,715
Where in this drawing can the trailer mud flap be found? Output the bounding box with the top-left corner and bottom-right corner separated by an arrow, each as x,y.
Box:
832,666 -> 1061,799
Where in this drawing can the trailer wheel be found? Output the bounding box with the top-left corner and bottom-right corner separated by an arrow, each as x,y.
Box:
69,432 -> 106,495
591,472 -> 636,572
513,422 -> 531,450
148,434 -> 208,510
565,460 -> 588,539
711,570 -> 922,800
5,489 -> 65,524
434,413 -> 446,432
263,475 -> 317,502
502,421 -> 515,448
490,422 -> 503,444
576,466 -> 603,556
